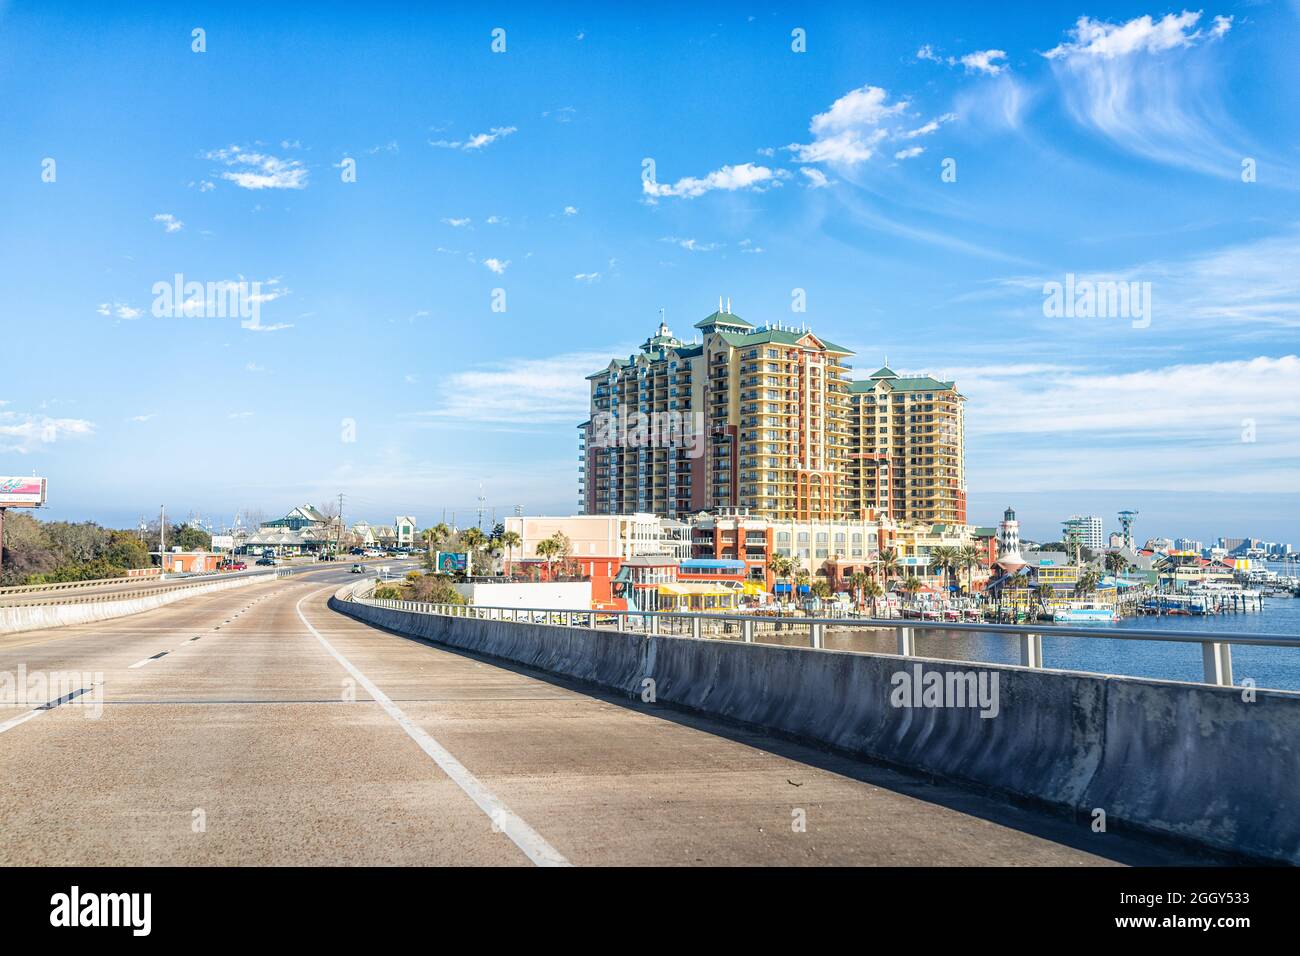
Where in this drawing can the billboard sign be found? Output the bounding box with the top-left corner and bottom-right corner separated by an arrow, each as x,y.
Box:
0,476 -> 46,508
435,551 -> 468,573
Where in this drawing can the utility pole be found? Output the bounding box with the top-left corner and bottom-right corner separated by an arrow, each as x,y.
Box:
160,506 -> 166,564
335,492 -> 345,556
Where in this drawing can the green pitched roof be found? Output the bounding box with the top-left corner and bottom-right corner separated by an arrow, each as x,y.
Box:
850,375 -> 958,393
715,327 -> 854,355
695,310 -> 754,330
869,365 -> 898,379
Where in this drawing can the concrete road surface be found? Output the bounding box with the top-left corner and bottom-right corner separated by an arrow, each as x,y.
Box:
0,566 -> 1217,866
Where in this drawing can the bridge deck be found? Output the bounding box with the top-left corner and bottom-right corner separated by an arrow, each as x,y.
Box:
0,566 -> 1217,866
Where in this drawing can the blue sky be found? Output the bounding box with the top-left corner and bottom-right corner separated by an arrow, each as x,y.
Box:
1,1 -> 1298,544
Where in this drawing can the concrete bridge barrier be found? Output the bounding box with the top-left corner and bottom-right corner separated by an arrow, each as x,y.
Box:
329,588 -> 1300,864
0,573 -> 276,636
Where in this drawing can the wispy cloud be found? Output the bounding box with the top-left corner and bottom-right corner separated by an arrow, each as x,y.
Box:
430,126 -> 517,151
0,411 -> 94,453
787,85 -> 908,165
643,162 -> 787,200
1042,11 -> 1248,179
412,349 -> 623,426
204,145 -> 309,190
152,213 -> 183,233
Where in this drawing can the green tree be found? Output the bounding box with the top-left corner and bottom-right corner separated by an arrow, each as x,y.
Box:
876,547 -> 901,584
862,578 -> 884,617
928,545 -> 958,594
957,544 -> 983,594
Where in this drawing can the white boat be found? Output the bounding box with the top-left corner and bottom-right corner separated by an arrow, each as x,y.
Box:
1053,602 -> 1118,623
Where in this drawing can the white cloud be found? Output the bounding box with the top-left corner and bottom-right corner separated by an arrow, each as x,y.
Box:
1043,11 -> 1245,178
574,272 -> 601,282
786,85 -> 907,166
430,126 -> 517,151
152,213 -> 183,233
441,217 -> 471,227
900,113 -> 956,139
413,349 -> 623,426
643,162 -> 787,199
894,146 -> 925,160
367,140 -> 400,154
563,206 -> 578,216
959,49 -> 1008,75
204,146 -> 309,190
129,414 -> 156,422
0,411 -> 94,453
245,362 -> 264,373
484,258 -> 510,274
660,236 -> 719,253
966,356 -> 1300,492
916,44 -> 941,63
1044,11 -> 1224,60
96,302 -> 142,320
800,167 -> 832,188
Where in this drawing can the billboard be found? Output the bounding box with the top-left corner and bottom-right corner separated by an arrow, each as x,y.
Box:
0,476 -> 46,508
435,551 -> 468,573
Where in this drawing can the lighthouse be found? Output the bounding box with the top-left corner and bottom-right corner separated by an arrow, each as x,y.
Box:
996,506 -> 1027,572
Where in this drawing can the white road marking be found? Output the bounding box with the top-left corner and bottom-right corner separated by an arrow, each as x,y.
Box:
295,587 -> 571,868
0,709 -> 43,734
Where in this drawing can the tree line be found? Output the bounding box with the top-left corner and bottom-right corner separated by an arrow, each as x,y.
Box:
0,513 -> 211,586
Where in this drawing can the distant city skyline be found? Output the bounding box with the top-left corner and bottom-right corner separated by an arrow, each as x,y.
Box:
3,4 -> 1298,543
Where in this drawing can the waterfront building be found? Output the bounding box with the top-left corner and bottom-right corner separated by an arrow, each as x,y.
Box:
503,513 -> 685,562
581,305 -> 858,521
1063,514 -> 1104,552
848,365 -> 967,524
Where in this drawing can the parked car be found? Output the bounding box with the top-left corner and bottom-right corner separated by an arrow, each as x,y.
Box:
224,561 -> 247,572
255,557 -> 276,566
350,564 -> 365,574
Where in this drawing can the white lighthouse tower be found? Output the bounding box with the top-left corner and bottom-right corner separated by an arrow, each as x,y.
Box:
996,505 -> 1027,573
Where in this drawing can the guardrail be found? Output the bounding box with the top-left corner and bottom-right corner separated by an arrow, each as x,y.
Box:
349,597 -> 1300,688
2,569 -> 281,607
0,574 -> 161,595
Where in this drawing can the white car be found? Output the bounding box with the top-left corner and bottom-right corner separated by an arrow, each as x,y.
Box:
350,564 -> 365,574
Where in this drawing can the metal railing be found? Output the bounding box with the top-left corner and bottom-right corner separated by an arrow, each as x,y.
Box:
1,569 -> 281,607
348,595 -> 1300,688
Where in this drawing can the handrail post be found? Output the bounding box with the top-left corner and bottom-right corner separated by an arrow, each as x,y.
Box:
691,616 -> 701,639
742,619 -> 754,643
649,613 -> 660,636
896,626 -> 915,657
1202,641 -> 1233,686
1019,632 -> 1043,668
810,622 -> 823,649
616,613 -> 625,632
565,611 -> 573,627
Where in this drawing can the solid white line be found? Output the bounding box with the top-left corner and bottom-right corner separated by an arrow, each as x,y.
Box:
0,709 -> 43,735
295,587 -> 571,867
127,657 -> 155,669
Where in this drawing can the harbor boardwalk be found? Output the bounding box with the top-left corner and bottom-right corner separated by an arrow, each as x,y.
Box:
0,565 -> 1219,866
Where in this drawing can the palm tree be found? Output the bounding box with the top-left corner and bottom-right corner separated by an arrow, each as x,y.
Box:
1074,569 -> 1102,597
768,554 -> 793,603
862,578 -> 884,617
876,547 -> 901,585
1104,551 -> 1129,576
420,522 -> 451,571
901,575 -> 924,598
847,570 -> 870,611
459,527 -> 487,574
957,544 -> 982,594
929,545 -> 958,596
1034,583 -> 1056,620
498,530 -> 522,574
534,532 -> 570,578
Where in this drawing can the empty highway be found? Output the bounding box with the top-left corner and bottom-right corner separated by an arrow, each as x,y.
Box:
0,565 -> 1216,866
